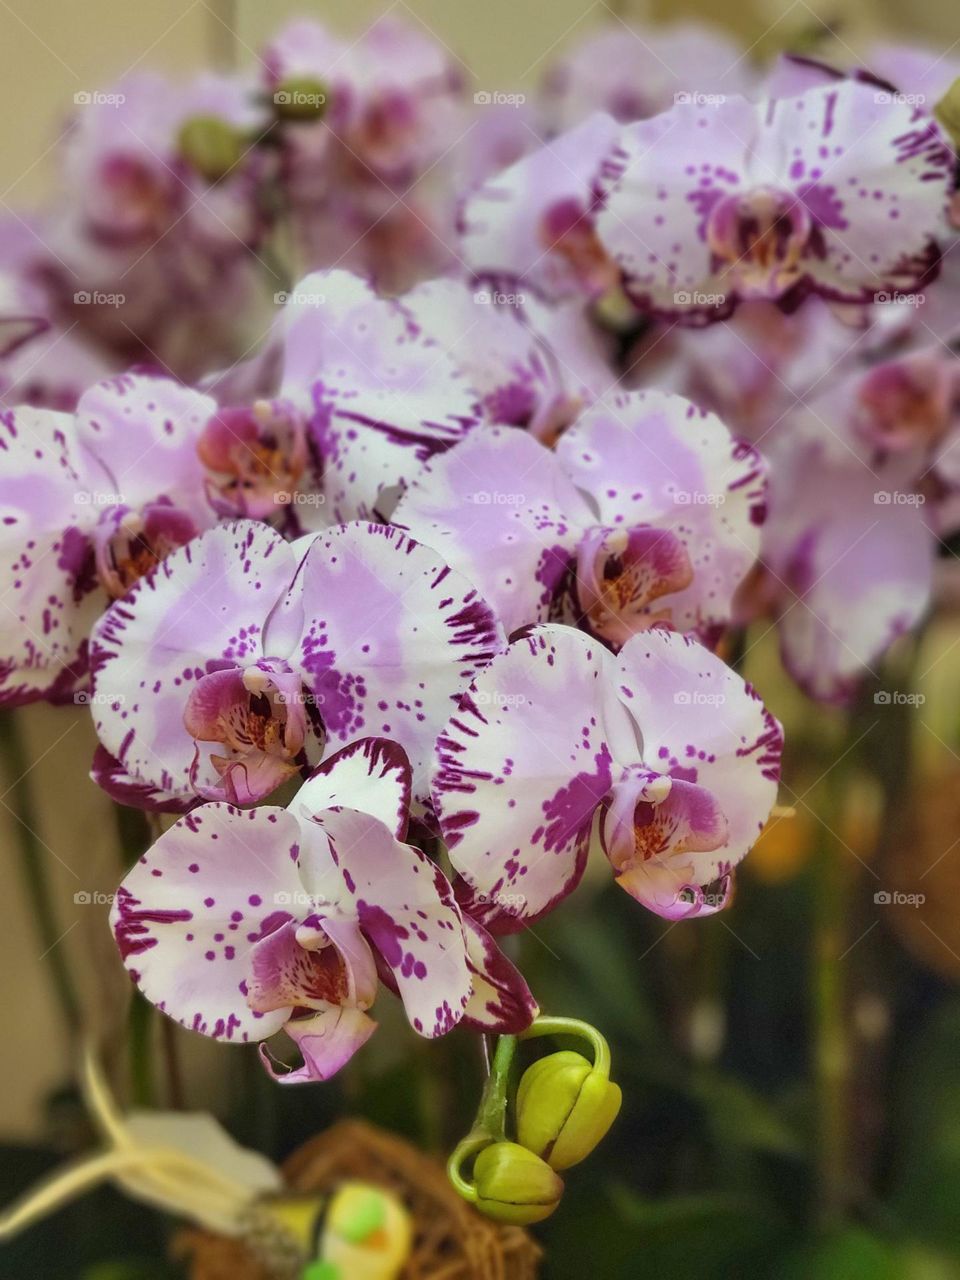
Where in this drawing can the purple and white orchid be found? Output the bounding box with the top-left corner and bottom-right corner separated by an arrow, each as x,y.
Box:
433,625 -> 782,925
0,373 -> 217,706
111,737 -> 536,1083
394,390 -> 765,645
90,518 -> 503,811
596,79 -> 954,321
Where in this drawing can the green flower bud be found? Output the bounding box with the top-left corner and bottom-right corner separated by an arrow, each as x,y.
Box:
274,78 -> 329,121
177,115 -> 244,182
516,1050 -> 622,1170
472,1141 -> 564,1225
935,78 -> 960,151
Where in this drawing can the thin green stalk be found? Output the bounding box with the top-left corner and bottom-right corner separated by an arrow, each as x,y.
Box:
0,711 -> 81,1032
447,1034 -> 519,1200
812,775 -> 850,1227
113,803 -> 156,1105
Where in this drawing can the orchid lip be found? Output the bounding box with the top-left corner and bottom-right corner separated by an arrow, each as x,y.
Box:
93,500 -> 199,599
575,524 -> 694,646
184,659 -> 310,805
706,187 -> 813,296
197,398 -> 309,519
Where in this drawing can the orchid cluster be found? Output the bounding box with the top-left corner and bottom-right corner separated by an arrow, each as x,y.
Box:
2,10 -> 959,1241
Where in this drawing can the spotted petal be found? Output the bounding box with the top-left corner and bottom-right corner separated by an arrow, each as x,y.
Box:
285,522 -> 504,804
296,737 -> 413,840
0,406 -> 108,705
433,625 -> 637,928
320,805 -> 472,1038
461,113 -> 621,302
611,628 -> 782,905
282,270 -> 477,521
92,521 -> 303,804
557,390 -> 766,638
394,426 -> 593,636
75,374 -> 217,522
110,804 -> 304,1042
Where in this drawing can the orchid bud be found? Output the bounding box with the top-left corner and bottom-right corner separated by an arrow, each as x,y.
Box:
472,1141 -> 564,1225
516,1050 -> 622,1170
275,77 -> 329,121
177,115 -> 244,182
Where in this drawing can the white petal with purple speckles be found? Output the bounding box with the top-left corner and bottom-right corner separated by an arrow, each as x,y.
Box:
320,805 -> 472,1038
75,374 -> 216,523
282,270 -> 477,522
461,113 -> 621,302
433,625 -> 636,928
92,520 -> 303,804
614,628 -> 782,885
557,390 -> 766,638
296,737 -> 413,840
0,406 -> 109,705
286,522 -> 504,804
394,426 -> 593,636
111,804 -> 304,1041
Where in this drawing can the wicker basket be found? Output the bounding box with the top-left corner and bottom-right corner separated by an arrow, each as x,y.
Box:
177,1119 -> 542,1280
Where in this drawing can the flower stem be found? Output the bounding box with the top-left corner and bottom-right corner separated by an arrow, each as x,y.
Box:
112,803 -> 156,1105
0,711 -> 81,1033
447,1034 -> 518,1201
812,774 -> 851,1226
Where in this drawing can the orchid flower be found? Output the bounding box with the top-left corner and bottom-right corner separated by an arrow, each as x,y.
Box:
432,625 -> 782,925
0,373 -> 217,706
90,518 -> 503,810
596,80 -> 954,321
461,112 -> 622,304
394,390 -> 765,644
111,738 -> 536,1082
543,22 -> 753,131
278,269 -> 614,521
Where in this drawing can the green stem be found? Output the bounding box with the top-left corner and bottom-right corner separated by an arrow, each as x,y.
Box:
812,776 -> 850,1227
113,803 -> 156,1105
520,1016 -> 612,1078
0,711 -> 82,1032
128,991 -> 155,1108
447,1034 -> 519,1201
